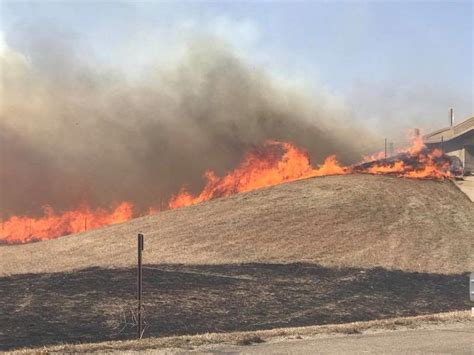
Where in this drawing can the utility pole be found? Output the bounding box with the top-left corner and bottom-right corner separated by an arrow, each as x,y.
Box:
449,108 -> 454,127
137,233 -> 144,339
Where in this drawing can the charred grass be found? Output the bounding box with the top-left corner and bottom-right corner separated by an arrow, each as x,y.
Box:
0,263 -> 470,351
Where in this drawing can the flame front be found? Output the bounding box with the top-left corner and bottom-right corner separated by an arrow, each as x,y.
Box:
1,202 -> 133,244
168,141 -> 348,208
0,137 -> 455,244
355,135 -> 453,180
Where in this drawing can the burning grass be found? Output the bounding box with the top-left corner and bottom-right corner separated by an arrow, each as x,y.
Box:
2,174 -> 473,276
0,135 -> 458,244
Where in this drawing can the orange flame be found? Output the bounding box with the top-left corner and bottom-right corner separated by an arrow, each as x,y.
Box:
403,148 -> 452,180
1,202 -> 133,244
0,137 -> 455,244
366,161 -> 406,174
168,141 -> 348,208
356,130 -> 452,180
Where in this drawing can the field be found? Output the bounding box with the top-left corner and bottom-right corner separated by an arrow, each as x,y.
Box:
1,263 -> 470,350
1,174 -> 473,351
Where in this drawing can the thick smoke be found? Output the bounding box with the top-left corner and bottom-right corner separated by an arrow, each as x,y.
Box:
0,29 -> 377,218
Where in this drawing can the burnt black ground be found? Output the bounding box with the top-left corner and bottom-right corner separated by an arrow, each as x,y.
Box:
0,263 -> 469,350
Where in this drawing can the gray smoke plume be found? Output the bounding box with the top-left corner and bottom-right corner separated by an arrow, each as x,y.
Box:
0,27 -> 378,218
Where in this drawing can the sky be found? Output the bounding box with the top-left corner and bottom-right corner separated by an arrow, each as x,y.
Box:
1,0 -> 473,137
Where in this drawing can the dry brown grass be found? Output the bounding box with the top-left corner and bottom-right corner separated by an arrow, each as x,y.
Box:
9,311 -> 472,354
1,175 -> 473,276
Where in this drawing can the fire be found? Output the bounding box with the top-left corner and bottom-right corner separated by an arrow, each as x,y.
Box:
1,202 -> 133,244
403,149 -> 452,180
0,136 -> 456,244
405,134 -> 425,155
168,141 -> 348,208
355,133 -> 453,180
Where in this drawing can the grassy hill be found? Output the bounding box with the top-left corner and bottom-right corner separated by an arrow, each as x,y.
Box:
1,174 -> 473,350
2,174 -> 473,276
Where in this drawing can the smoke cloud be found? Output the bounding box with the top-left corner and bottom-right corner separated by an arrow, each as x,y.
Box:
0,26 -> 377,218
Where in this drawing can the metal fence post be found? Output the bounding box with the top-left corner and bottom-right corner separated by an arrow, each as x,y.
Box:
470,273 -> 474,316
137,233 -> 144,338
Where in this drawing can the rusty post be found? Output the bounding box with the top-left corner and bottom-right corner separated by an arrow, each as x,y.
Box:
137,233 -> 144,338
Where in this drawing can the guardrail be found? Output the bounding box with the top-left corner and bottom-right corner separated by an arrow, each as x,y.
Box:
453,117 -> 474,136
424,117 -> 474,143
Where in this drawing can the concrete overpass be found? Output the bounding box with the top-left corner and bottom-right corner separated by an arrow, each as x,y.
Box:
423,116 -> 474,174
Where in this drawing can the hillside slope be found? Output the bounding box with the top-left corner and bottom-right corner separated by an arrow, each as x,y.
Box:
1,174 -> 473,276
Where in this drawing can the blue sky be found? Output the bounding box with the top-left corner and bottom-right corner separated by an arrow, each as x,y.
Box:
1,0 -> 473,134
